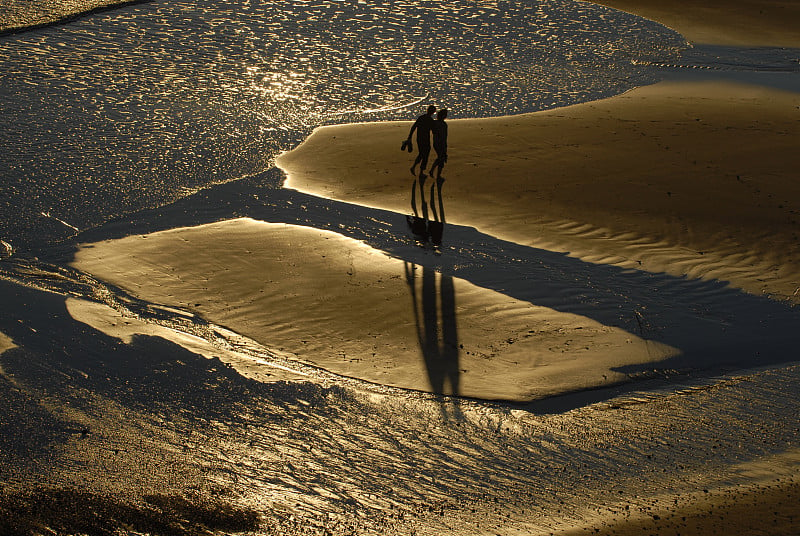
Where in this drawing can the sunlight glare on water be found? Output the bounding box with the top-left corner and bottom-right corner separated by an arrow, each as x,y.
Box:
0,0 -> 686,250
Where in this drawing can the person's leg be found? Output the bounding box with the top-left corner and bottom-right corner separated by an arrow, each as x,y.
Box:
418,144 -> 431,178
435,151 -> 446,179
410,153 -> 422,175
429,147 -> 441,175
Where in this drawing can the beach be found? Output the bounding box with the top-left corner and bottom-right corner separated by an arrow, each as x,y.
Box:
2,0 -> 800,534
275,0 -> 800,532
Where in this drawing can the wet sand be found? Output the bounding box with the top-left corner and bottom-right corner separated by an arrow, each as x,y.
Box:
57,0 -> 800,533
275,1 -> 800,533
0,0 -> 150,34
567,2 -> 800,534
73,218 -> 683,401
559,478 -> 800,536
554,447 -> 800,536
278,80 -> 800,304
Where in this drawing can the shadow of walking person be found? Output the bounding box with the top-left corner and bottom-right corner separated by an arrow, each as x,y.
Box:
404,262 -> 462,418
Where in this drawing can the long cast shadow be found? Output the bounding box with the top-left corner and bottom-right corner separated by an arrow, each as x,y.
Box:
402,176 -> 462,409
405,263 -> 460,401
22,168 -> 800,384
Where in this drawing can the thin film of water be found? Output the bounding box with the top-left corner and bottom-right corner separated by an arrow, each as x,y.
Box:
0,0 -> 686,251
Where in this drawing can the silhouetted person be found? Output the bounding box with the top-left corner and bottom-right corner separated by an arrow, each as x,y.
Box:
429,108 -> 448,180
407,104 -> 436,178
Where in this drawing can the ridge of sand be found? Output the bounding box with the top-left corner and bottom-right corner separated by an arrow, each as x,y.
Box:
72,219 -> 682,402
277,79 -> 800,304
592,0 -> 800,46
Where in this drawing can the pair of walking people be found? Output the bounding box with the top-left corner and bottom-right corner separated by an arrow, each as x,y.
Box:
406,104 -> 448,180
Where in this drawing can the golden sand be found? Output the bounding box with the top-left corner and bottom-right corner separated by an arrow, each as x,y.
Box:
592,0 -> 800,46
67,1 -> 800,532
278,80 -> 800,303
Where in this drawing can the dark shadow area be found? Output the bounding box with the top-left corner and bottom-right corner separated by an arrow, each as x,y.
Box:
0,278 -> 341,464
404,263 -> 460,403
0,373 -> 73,462
0,487 -> 259,536
0,280 -> 258,419
9,168 -> 798,405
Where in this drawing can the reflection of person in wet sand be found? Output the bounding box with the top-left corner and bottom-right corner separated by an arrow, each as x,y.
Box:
407,170 -> 446,247
427,172 -> 445,247
407,104 -> 436,179
407,177 -> 429,243
429,108 -> 448,180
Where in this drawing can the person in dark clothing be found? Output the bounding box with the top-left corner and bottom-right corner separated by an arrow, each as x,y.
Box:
429,108 -> 448,180
407,104 -> 436,178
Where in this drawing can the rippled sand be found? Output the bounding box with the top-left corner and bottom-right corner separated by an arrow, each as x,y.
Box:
3,270 -> 800,533
279,79 -> 800,303
592,0 -> 800,46
2,0 -> 800,534
70,219 -> 683,401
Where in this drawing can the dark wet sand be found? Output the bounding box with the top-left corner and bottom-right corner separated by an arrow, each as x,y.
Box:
559,477 -> 800,536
